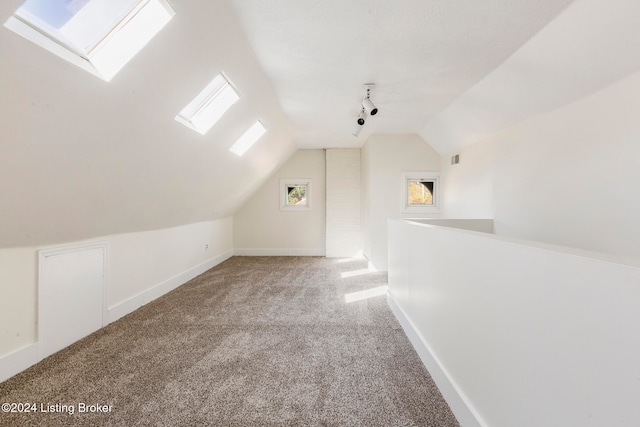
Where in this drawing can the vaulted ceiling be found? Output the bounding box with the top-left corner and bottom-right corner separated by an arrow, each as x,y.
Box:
2,0 -> 639,248
229,0 -> 640,152
228,0 -> 576,148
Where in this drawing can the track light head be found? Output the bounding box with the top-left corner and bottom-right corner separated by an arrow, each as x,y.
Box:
362,83 -> 378,116
362,97 -> 378,116
357,109 -> 367,125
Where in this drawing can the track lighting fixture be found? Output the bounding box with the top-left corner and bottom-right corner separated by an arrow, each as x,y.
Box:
353,83 -> 378,137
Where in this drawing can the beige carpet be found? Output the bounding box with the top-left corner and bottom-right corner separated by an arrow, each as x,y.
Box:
0,256 -> 459,426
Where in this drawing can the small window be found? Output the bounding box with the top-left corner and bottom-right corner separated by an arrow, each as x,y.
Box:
5,0 -> 175,81
402,172 -> 439,213
408,180 -> 434,206
287,185 -> 307,206
229,121 -> 266,156
280,179 -> 311,211
176,73 -> 240,135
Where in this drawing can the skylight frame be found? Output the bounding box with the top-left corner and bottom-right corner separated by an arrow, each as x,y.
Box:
230,121 -> 266,157
175,73 -> 240,135
4,0 -> 175,81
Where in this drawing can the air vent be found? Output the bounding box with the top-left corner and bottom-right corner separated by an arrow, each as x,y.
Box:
451,154 -> 460,165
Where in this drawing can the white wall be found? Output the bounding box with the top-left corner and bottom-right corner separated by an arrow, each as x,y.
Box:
108,218 -> 234,319
0,248 -> 37,357
0,218 -> 233,381
420,0 -> 640,156
441,69 -> 640,261
388,219 -> 640,427
440,140 -> 494,220
0,0 -> 295,249
326,149 -> 361,257
233,149 -> 326,255
361,134 -> 441,271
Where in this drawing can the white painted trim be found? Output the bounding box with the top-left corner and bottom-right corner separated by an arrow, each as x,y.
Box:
387,292 -> 485,427
107,249 -> 233,323
4,16 -> 103,79
234,248 -> 325,256
0,344 -> 40,384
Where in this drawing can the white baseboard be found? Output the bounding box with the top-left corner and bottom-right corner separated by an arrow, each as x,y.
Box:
108,249 -> 234,324
234,248 -> 325,256
387,292 -> 485,427
0,344 -> 40,384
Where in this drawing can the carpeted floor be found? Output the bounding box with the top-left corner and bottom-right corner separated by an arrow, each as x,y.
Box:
0,256 -> 459,426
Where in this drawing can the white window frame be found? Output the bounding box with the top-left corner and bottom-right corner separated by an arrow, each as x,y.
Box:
175,72 -> 240,135
280,179 -> 312,211
401,171 -> 440,213
5,0 -> 175,81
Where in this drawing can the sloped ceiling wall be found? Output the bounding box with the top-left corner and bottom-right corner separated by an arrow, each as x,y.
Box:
420,0 -> 640,154
0,0 -> 296,248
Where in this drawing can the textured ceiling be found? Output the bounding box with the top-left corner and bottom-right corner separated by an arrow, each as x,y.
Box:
228,0 -> 576,149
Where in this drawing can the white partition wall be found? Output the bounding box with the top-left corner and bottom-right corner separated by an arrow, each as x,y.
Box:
360,134 -> 441,271
388,219 -> 640,427
326,149 -> 361,257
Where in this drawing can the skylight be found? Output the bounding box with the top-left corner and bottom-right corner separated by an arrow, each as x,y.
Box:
5,0 -> 175,81
229,121 -> 266,156
175,73 -> 240,135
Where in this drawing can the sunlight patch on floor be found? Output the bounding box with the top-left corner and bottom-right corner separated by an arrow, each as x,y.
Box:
344,285 -> 388,303
340,269 -> 371,279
